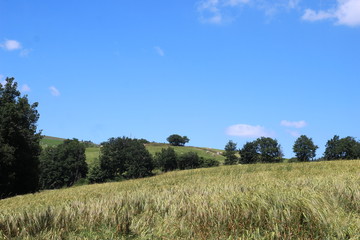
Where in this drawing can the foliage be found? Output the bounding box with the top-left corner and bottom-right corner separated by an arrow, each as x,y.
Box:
166,134 -> 190,146
1,160 -> 360,239
324,135 -> 360,160
154,147 -> 178,172
239,141 -> 259,164
97,137 -> 153,182
240,137 -> 282,164
0,77 -> 42,198
177,152 -> 201,170
39,139 -> 88,189
199,157 -> 220,167
145,143 -> 225,163
223,140 -> 238,165
293,135 -> 318,161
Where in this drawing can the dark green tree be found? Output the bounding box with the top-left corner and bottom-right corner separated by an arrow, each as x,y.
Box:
256,137 -> 283,163
98,137 -> 153,181
199,157 -> 220,168
239,137 -> 282,164
167,134 -> 190,146
293,135 -> 318,161
39,139 -> 88,189
177,152 -> 201,170
223,140 -> 238,165
154,147 -> 178,172
239,141 -> 259,164
324,135 -> 360,160
0,77 -> 42,198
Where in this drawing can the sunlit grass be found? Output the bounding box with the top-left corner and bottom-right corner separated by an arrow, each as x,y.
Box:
1,160 -> 359,239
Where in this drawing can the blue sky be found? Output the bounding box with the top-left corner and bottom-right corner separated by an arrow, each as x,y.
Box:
1,0 -> 359,158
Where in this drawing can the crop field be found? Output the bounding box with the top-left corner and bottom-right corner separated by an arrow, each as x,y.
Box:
0,160 -> 359,239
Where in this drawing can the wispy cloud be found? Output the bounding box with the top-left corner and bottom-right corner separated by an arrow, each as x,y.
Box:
20,49 -> 32,57
1,40 -> 22,51
287,130 -> 301,137
226,124 -> 273,138
154,46 -> 165,56
49,86 -> 60,96
280,120 -> 307,128
21,84 -> 31,92
302,0 -> 360,26
197,0 -> 301,24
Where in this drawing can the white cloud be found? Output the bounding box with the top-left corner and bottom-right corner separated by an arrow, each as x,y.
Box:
226,124 -> 273,137
21,84 -> 31,92
302,0 -> 360,26
1,40 -> 22,51
49,86 -> 60,96
280,120 -> 307,128
154,46 -> 165,57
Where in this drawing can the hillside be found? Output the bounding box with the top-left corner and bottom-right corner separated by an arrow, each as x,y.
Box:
85,142 -> 225,166
40,136 -> 66,147
1,160 -> 359,239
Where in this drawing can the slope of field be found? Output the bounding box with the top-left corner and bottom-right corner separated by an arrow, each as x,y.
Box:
85,143 -> 225,166
40,136 -> 65,147
145,143 -> 225,162
1,160 -> 359,239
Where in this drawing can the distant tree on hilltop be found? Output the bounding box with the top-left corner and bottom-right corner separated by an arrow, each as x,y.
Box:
293,135 -> 318,162
0,77 -> 42,198
167,134 -> 190,146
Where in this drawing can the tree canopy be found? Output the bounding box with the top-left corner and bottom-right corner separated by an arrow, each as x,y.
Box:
293,135 -> 318,161
39,139 -> 88,189
324,135 -> 360,160
167,134 -> 190,146
96,137 -> 153,181
224,140 -> 238,165
239,137 -> 282,164
0,77 -> 42,198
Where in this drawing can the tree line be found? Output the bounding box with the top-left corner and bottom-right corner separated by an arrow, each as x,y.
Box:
223,134 -> 360,165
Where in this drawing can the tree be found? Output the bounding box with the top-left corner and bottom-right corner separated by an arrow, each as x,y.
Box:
97,137 -> 153,181
39,139 -> 88,189
177,152 -> 201,170
239,141 -> 259,164
167,134 -> 190,146
223,140 -> 238,165
239,137 -> 282,164
154,147 -> 178,172
324,135 -> 360,160
0,77 -> 42,198
292,135 -> 318,162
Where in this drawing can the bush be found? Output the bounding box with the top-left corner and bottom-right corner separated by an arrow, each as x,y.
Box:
177,152 -> 201,170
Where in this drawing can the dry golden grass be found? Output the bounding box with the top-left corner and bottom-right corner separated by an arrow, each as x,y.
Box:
1,160 -> 359,239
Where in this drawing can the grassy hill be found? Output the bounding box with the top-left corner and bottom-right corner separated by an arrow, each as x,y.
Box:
1,160 -> 359,239
85,143 -> 225,166
40,136 -> 66,147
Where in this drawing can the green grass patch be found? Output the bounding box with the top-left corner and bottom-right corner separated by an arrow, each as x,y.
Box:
85,147 -> 101,166
40,136 -> 65,147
